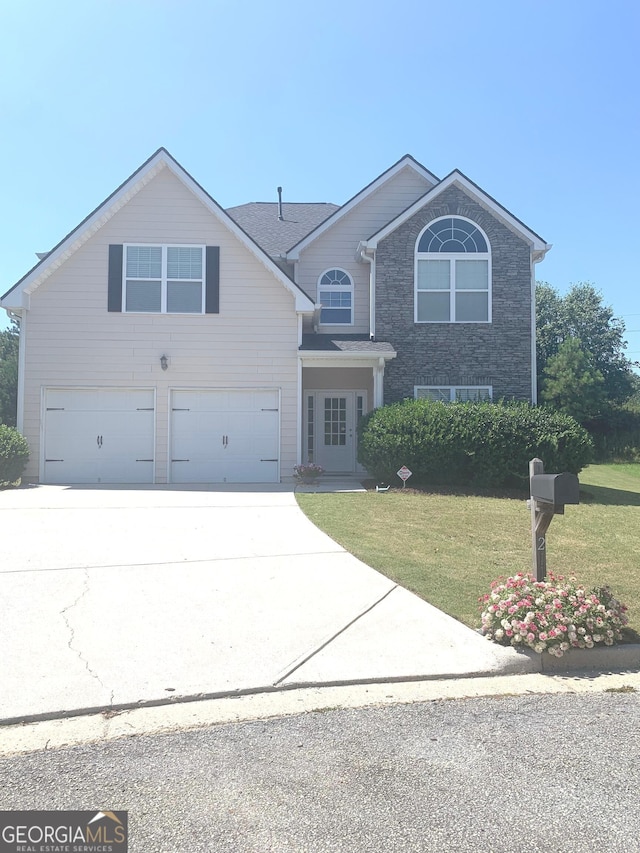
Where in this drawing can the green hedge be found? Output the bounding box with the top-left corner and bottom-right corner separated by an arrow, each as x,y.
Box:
357,400 -> 593,488
0,424 -> 29,486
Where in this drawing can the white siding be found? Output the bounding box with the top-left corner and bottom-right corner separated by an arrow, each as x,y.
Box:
22,167 -> 300,483
296,166 -> 432,335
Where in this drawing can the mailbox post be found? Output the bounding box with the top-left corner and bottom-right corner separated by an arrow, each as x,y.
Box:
528,458 -> 580,582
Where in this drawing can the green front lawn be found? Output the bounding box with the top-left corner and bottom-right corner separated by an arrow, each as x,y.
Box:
296,464 -> 640,633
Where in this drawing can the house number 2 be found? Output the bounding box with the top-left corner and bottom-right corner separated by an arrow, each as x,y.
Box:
537,537 -> 546,551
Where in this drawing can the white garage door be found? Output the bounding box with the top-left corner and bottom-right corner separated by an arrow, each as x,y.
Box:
43,389 -> 155,484
170,389 -> 279,483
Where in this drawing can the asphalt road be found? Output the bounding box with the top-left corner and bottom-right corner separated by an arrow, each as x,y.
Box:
2,691 -> 639,852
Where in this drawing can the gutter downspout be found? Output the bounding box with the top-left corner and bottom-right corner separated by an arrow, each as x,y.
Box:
359,242 -> 385,408
15,310 -> 26,434
359,242 -> 375,340
531,254 -> 537,405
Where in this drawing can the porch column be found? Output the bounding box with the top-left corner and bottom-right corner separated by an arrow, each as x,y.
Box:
373,357 -> 385,408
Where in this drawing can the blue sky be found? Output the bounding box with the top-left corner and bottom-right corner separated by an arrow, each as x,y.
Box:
1,0 -> 639,365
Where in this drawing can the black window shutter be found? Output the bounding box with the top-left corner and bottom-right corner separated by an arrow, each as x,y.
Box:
108,244 -> 123,312
205,246 -> 220,314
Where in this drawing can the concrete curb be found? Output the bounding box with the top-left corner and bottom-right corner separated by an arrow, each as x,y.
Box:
3,670 -> 640,759
0,670 -> 533,728
2,645 -> 638,728
536,642 -> 640,673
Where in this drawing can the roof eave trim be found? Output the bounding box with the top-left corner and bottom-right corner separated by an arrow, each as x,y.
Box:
364,171 -> 550,253
2,148 -> 315,312
3,153 -> 168,300
285,155 -> 439,261
299,349 -> 397,360
1,292 -> 29,310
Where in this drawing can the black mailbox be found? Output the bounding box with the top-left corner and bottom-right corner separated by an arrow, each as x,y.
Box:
530,472 -> 580,507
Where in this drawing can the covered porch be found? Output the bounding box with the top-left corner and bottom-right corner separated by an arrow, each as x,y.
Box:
299,335 -> 396,474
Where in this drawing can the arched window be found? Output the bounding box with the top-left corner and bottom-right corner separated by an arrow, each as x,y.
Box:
415,217 -> 490,323
318,268 -> 354,325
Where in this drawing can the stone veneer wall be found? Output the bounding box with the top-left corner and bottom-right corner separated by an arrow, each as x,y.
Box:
375,185 -> 533,404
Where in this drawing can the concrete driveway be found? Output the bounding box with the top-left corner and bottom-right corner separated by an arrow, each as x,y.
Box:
0,484 -> 533,724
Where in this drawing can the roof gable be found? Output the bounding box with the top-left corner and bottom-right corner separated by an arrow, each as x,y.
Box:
364,170 -> 551,259
285,155 -> 439,260
2,149 -> 315,312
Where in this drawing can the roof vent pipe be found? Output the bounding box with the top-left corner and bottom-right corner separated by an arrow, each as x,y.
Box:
277,186 -> 283,221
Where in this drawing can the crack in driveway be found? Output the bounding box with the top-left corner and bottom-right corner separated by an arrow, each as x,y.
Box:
60,569 -> 109,696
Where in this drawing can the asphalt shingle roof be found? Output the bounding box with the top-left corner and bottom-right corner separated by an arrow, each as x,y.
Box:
226,202 -> 339,258
299,334 -> 396,353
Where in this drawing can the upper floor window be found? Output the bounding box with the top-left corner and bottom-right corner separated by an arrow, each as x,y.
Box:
318,268 -> 353,325
124,245 -> 205,313
415,217 -> 490,323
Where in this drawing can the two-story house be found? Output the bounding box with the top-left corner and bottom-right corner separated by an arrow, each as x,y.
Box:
1,149 -> 550,484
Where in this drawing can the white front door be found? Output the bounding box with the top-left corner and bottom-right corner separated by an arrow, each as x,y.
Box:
313,391 -> 364,474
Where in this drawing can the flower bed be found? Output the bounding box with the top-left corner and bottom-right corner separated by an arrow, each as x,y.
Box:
480,572 -> 628,657
293,463 -> 324,483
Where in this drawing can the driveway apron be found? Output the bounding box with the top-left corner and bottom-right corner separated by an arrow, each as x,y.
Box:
0,485 -> 532,723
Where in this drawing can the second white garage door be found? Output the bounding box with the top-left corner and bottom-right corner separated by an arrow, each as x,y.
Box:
170,389 -> 280,483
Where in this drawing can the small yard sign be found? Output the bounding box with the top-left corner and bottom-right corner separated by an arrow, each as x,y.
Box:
397,465 -> 412,488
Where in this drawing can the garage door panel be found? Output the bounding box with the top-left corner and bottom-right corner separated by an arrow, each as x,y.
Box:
43,389 -> 155,484
171,459 -> 277,484
170,390 -> 279,484
103,410 -> 155,454
45,411 -> 102,454
222,459 -> 278,483
44,410 -> 102,484
225,411 -> 279,458
98,410 -> 155,483
93,458 -> 155,484
170,459 -> 227,483
171,410 -> 226,459
227,390 -> 278,413
46,389 -> 102,412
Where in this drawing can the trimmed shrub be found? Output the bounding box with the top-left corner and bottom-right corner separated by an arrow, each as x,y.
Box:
357,400 -> 593,489
0,424 -> 29,486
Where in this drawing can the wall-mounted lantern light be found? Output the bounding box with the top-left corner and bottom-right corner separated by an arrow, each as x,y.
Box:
160,354 -> 169,371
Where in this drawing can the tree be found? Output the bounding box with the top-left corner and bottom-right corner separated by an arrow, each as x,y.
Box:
0,318 -> 19,427
541,338 -> 607,421
536,282 -> 635,405
536,282 -> 564,380
627,374 -> 640,413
